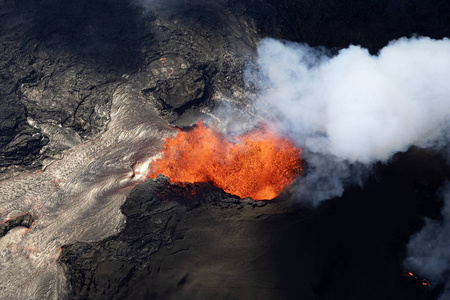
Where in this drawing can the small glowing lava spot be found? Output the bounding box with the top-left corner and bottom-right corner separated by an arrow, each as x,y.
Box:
55,178 -> 66,186
403,271 -> 415,278
22,220 -> 36,235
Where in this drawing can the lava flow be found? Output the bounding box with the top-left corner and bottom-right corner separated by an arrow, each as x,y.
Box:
148,120 -> 302,200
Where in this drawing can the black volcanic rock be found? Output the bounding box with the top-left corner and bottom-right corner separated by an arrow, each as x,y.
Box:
60,148 -> 448,300
59,178 -> 236,299
141,57 -> 206,110
0,0 -> 141,177
0,212 -> 34,237
0,0 -> 257,178
2,0 -> 450,178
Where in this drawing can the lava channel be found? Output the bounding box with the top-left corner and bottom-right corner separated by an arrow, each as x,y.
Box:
147,120 -> 302,200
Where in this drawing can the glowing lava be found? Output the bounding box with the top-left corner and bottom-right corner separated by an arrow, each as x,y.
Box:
148,120 -> 302,200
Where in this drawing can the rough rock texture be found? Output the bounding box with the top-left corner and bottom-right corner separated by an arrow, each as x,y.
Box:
0,0 -> 257,179
0,0 -> 134,177
0,212 -> 34,238
1,0 -> 450,299
60,148 -> 448,299
2,0 -> 449,178
59,178 -> 236,299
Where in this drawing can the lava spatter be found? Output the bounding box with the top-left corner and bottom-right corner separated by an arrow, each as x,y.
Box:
148,120 -> 302,200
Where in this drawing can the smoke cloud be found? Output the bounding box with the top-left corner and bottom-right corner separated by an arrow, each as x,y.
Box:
246,37 -> 450,204
404,183 -> 450,298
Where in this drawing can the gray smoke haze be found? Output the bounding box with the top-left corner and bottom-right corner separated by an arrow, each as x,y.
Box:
246,37 -> 450,204
404,183 -> 450,299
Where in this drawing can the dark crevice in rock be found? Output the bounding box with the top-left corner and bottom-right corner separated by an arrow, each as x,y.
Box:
0,212 -> 35,238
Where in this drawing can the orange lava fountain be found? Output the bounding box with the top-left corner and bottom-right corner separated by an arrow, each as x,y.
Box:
148,120 -> 302,200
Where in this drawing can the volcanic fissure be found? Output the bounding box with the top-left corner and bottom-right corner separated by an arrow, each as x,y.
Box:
147,120 -> 303,200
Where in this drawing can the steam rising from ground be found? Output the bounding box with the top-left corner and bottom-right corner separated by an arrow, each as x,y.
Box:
405,183 -> 450,299
245,36 -> 450,297
247,37 -> 450,204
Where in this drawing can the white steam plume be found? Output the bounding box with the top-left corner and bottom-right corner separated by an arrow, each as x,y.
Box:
247,37 -> 450,204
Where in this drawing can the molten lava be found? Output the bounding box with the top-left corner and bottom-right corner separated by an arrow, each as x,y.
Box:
148,120 -> 302,200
